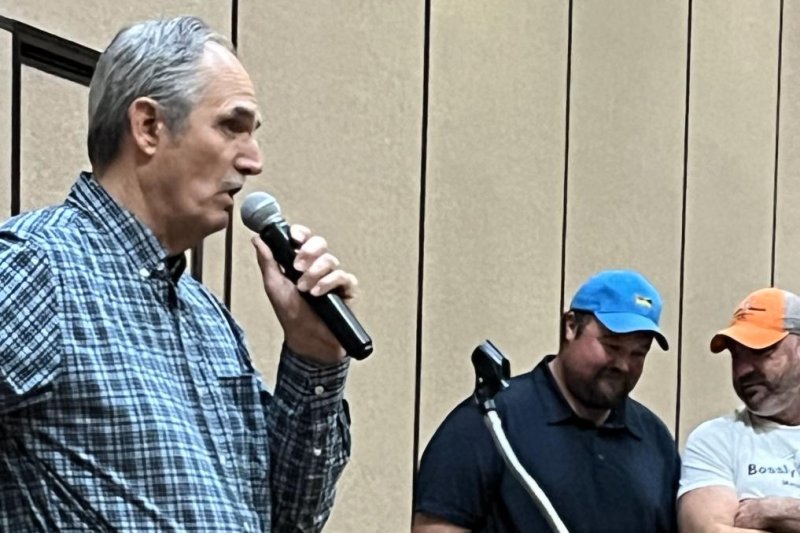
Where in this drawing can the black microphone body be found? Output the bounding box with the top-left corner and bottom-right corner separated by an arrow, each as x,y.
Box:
242,193 -> 373,360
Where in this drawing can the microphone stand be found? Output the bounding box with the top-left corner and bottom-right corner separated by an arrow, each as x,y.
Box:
472,340 -> 570,533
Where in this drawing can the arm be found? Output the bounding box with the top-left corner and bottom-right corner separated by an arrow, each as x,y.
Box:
266,347 -> 350,532
412,512 -> 469,533
413,399 -> 501,532
735,497 -> 800,533
251,225 -> 356,530
0,235 -> 62,412
678,486 -> 768,533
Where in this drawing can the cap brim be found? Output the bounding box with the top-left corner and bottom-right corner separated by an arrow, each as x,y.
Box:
709,323 -> 788,353
594,311 -> 669,351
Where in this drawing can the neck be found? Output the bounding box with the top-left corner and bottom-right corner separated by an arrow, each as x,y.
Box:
548,356 -> 611,426
754,401 -> 800,426
94,164 -> 191,255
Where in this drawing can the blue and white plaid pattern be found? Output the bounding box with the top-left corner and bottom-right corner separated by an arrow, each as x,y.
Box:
0,173 -> 350,532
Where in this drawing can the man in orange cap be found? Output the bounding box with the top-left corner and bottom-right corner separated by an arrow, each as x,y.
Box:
678,288 -> 800,532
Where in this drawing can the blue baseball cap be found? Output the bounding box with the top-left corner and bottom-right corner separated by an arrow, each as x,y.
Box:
569,269 -> 669,350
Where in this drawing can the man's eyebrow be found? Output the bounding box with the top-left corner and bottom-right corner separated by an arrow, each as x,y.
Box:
223,106 -> 262,129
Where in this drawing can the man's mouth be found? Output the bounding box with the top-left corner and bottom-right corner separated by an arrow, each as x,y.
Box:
739,382 -> 767,399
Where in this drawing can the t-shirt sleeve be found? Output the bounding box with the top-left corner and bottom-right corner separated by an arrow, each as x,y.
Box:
414,398 -> 502,529
0,234 -> 62,411
678,417 -> 736,499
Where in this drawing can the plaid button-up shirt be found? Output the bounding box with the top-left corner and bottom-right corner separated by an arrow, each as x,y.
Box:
0,173 -> 351,532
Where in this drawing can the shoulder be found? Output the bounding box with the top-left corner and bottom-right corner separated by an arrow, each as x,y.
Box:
429,396 -> 487,442
681,411 -> 742,472
494,368 -> 541,412
0,204 -> 91,255
415,396 -> 502,528
685,411 -> 742,445
422,369 -> 539,467
625,397 -> 678,453
627,397 -> 671,432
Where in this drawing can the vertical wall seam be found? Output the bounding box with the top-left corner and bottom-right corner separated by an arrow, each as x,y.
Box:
411,0 -> 432,521
771,0 -> 784,287
223,0 -> 240,309
11,33 -> 20,217
675,0 -> 694,444
559,0 -> 574,317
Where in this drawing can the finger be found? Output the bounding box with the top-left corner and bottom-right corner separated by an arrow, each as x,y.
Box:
296,253 -> 340,292
310,270 -> 358,299
294,235 -> 328,271
289,224 -> 312,246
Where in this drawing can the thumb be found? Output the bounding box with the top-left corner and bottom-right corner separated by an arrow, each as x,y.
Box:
251,236 -> 286,294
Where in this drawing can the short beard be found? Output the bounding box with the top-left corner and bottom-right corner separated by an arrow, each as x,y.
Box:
566,368 -> 634,410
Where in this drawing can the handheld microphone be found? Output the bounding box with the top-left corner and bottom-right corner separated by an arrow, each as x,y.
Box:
240,192 -> 373,360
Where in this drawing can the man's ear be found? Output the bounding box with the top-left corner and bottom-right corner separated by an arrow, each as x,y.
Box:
564,311 -> 578,342
128,97 -> 163,156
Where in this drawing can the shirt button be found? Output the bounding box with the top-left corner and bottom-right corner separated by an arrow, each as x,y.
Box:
138,267 -> 149,278
155,262 -> 165,271
243,523 -> 251,532
313,447 -> 322,457
219,456 -> 227,467
314,385 -> 325,396
597,453 -> 605,460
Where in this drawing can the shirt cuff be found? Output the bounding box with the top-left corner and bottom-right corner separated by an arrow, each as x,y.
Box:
276,345 -> 350,409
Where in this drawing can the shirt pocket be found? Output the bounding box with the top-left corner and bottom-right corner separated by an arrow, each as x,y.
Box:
217,373 -> 269,511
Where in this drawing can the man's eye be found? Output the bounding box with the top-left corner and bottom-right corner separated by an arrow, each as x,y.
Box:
221,119 -> 249,133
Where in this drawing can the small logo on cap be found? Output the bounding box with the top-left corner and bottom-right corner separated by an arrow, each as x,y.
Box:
733,300 -> 766,321
635,295 -> 652,308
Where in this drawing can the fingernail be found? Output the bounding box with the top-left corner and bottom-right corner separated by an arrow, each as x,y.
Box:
310,285 -> 321,296
296,280 -> 308,292
294,259 -> 306,271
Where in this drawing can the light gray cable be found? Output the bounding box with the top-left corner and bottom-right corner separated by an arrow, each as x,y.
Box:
483,410 -> 570,533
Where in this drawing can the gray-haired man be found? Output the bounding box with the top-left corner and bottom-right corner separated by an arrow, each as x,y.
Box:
0,16 -> 356,531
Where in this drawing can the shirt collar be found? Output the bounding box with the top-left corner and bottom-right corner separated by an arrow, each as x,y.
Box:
66,172 -> 186,282
534,354 -> 643,439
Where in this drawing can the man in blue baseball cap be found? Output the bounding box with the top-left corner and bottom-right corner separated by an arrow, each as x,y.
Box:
414,269 -> 679,533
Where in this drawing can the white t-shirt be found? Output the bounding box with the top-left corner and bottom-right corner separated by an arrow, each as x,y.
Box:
679,407 -> 800,499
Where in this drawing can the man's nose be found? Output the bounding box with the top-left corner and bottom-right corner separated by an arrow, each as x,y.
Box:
611,354 -> 630,374
236,137 -> 263,176
732,358 -> 755,379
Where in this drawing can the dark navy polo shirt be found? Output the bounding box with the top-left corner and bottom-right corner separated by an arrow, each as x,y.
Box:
415,355 -> 679,532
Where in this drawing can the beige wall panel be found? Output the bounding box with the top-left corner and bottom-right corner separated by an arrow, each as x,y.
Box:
0,31 -> 9,218
679,1 -> 779,447
235,2 -> 423,530
420,0 -> 567,451
565,1 -> 687,431
0,1 -> 229,51
775,0 -> 800,290
20,67 -> 89,212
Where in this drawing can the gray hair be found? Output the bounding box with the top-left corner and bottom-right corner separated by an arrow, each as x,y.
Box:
87,16 -> 234,172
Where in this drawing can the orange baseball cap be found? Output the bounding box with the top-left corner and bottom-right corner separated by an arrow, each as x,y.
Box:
710,288 -> 800,353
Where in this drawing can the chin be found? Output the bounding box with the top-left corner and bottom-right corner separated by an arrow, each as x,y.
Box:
197,215 -> 230,239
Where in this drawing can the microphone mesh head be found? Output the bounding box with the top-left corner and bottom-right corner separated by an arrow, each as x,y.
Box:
241,192 -> 282,232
